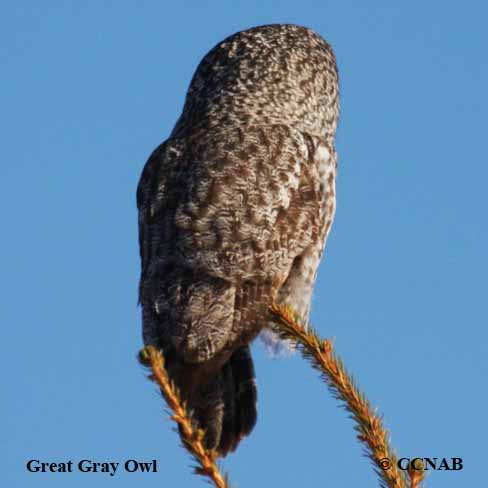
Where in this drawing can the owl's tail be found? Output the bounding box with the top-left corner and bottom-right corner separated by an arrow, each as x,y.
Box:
183,346 -> 258,457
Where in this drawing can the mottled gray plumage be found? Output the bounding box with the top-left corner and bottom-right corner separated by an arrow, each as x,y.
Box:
137,24 -> 339,455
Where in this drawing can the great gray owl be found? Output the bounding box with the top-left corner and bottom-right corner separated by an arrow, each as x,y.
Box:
137,24 -> 339,456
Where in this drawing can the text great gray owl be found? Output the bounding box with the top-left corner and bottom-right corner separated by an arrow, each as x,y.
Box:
137,24 -> 339,456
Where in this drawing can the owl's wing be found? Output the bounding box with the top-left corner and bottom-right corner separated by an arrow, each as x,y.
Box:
137,124 -> 333,357
160,125 -> 328,284
137,139 -> 180,287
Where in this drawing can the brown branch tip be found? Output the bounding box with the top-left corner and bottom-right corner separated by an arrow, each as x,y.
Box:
269,303 -> 426,488
138,346 -> 230,488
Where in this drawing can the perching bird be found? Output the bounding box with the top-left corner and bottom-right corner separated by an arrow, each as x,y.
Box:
137,24 -> 339,456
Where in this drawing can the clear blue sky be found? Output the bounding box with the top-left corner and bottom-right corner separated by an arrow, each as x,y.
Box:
2,1 -> 486,487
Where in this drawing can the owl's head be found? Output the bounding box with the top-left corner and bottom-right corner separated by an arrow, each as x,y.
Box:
172,24 -> 339,141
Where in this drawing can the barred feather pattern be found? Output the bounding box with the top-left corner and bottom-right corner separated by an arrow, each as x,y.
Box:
137,23 -> 339,455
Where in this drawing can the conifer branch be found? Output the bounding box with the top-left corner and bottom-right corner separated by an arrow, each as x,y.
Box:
138,346 -> 230,488
269,303 -> 425,488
